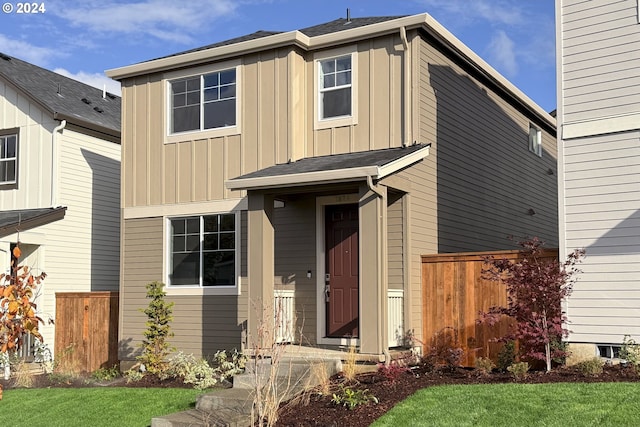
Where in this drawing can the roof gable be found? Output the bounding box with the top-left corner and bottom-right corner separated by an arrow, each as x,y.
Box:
0,53 -> 121,137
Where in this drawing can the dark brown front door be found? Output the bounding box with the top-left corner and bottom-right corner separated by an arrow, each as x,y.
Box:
325,204 -> 359,337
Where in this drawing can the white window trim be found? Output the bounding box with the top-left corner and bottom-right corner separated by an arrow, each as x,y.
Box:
314,45 -> 358,130
0,131 -> 18,185
164,209 -> 241,296
529,124 -> 542,157
164,60 -> 241,144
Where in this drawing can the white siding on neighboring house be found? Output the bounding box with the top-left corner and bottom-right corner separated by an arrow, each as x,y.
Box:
0,79 -> 55,208
558,0 -> 640,345
35,128 -> 121,352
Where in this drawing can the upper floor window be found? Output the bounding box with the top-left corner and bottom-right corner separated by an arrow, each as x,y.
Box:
319,55 -> 352,119
528,124 -> 542,157
168,213 -> 237,288
314,46 -> 358,130
0,132 -> 18,185
169,67 -> 237,135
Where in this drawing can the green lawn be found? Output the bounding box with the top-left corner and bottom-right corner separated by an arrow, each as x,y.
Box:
0,387 -> 205,427
373,382 -> 640,427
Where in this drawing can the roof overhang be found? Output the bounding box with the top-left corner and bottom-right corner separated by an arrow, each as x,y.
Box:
105,13 -> 554,130
0,207 -> 67,238
226,144 -> 430,191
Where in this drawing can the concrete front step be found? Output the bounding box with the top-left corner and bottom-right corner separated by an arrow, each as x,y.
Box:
151,356 -> 342,427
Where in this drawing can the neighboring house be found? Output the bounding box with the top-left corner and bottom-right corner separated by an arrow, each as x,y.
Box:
557,0 -> 640,361
107,12 -> 557,365
0,54 -> 121,355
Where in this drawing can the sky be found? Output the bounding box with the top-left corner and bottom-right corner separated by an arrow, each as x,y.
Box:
0,0 -> 556,111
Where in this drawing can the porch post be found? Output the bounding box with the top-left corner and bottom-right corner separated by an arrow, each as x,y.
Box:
247,190 -> 275,350
358,183 -> 388,356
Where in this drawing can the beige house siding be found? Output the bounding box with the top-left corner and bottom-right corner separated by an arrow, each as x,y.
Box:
560,0 -> 640,124
387,192 -> 404,291
120,214 -> 248,360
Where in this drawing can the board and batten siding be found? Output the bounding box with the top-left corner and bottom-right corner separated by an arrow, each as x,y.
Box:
560,0 -> 640,124
0,78 -> 55,208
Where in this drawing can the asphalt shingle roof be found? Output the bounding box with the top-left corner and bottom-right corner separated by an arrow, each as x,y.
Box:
152,15 -> 406,61
230,143 -> 427,181
0,53 -> 121,136
0,207 -> 66,238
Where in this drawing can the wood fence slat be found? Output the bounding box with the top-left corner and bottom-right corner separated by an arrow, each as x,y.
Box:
55,292 -> 119,373
422,250 -> 558,367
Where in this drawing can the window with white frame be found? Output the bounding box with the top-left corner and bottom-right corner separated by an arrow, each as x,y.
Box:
169,68 -> 237,134
169,213 -> 237,287
0,132 -> 18,185
318,54 -> 352,120
528,124 -> 542,157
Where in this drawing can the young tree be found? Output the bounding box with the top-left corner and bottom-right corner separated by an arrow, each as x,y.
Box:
138,281 -> 174,375
480,238 -> 584,372
0,244 -> 46,353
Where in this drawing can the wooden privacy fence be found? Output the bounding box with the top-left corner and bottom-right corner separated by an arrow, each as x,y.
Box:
421,249 -> 558,367
55,291 -> 119,373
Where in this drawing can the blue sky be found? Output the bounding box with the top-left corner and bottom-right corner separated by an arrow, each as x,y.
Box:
0,0 -> 556,111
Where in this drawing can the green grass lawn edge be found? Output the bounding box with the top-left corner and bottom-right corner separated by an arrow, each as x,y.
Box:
0,387 -> 205,427
373,382 -> 640,427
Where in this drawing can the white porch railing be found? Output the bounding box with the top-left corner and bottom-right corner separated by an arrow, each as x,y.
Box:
274,289 -> 295,343
388,289 -> 404,347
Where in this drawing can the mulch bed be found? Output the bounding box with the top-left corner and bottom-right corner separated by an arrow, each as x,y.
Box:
275,363 -> 640,427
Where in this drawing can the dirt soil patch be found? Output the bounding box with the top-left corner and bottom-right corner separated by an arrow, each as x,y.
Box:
275,363 -> 640,427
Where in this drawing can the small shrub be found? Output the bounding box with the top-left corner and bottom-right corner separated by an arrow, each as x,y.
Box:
138,281 -> 175,376
167,351 -> 224,390
576,357 -> 604,377
497,341 -> 516,372
91,365 -> 120,381
377,362 -> 410,383
211,349 -> 246,380
331,385 -> 378,410
474,357 -> 495,376
123,369 -> 144,383
33,340 -> 53,373
507,362 -> 529,381
620,335 -> 640,366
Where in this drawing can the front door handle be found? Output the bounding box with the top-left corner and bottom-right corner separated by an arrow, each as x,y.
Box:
324,284 -> 330,302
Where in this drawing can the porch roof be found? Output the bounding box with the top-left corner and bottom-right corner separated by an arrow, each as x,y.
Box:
0,207 -> 67,238
226,143 -> 430,190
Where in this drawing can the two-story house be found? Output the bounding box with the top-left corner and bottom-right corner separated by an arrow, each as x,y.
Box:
0,54 -> 121,356
107,13 -> 557,366
557,0 -> 640,361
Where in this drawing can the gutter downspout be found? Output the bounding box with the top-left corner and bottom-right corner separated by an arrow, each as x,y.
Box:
400,26 -> 412,148
51,120 -> 66,207
367,175 -> 390,364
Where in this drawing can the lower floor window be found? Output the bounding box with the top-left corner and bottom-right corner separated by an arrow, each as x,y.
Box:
169,213 -> 236,287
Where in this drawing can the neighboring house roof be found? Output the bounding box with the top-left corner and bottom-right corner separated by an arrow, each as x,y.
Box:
106,13 -> 554,131
0,207 -> 67,238
227,143 -> 430,190
0,53 -> 120,138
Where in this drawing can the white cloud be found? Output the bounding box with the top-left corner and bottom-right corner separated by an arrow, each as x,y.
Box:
48,0 -> 239,44
418,0 -> 523,26
487,30 -> 518,77
53,68 -> 122,96
0,34 -> 64,67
